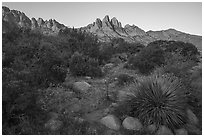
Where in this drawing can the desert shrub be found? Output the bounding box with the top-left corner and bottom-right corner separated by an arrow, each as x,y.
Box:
149,40 -> 200,62
113,72 -> 188,130
85,58 -> 103,77
127,44 -> 165,74
187,63 -> 202,126
116,74 -> 135,86
38,87 -> 75,113
69,52 -> 102,77
69,52 -> 87,76
2,68 -> 47,135
99,43 -> 115,64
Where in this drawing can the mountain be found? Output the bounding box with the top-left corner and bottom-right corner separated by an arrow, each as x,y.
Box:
2,6 -> 66,35
2,6 -> 202,50
81,15 -> 202,50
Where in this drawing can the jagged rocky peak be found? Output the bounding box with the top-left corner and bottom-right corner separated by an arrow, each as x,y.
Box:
2,6 -> 10,14
95,18 -> 102,28
103,15 -> 110,22
102,15 -> 113,29
31,17 -> 38,29
2,6 -> 31,28
37,18 -> 45,26
111,17 -> 122,28
2,6 -> 66,34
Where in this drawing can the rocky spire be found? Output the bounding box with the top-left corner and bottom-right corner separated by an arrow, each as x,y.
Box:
95,18 -> 102,28
111,17 -> 122,28
31,18 -> 38,29
102,15 -> 113,29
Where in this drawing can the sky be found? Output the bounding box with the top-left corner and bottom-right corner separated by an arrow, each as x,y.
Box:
2,2 -> 202,35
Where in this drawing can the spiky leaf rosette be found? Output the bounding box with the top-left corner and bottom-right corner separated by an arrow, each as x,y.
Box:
115,73 -> 187,130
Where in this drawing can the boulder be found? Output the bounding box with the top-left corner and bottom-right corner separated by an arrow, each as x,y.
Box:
45,119 -> 63,131
117,90 -> 133,101
122,117 -> 143,131
146,124 -> 157,133
156,125 -> 173,135
187,109 -> 199,126
73,81 -> 91,93
185,124 -> 202,135
175,128 -> 188,135
100,115 -> 121,130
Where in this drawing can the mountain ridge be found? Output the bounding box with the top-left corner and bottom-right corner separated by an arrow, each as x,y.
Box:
80,15 -> 202,50
2,6 -> 202,50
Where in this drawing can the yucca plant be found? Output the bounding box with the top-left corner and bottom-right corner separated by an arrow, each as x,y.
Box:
114,72 -> 188,130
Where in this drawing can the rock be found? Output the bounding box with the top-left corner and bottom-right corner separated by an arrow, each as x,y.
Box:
122,117 -> 143,131
184,124 -> 202,135
45,119 -> 63,131
175,128 -> 188,135
110,103 -> 119,108
73,81 -> 91,93
156,125 -> 173,135
146,124 -> 157,133
117,90 -> 133,101
187,109 -> 199,126
100,115 -> 121,130
85,76 -> 92,80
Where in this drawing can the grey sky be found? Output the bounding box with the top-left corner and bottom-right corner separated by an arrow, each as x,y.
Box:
2,2 -> 202,35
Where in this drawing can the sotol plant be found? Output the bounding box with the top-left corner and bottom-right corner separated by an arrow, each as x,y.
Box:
114,72 -> 188,130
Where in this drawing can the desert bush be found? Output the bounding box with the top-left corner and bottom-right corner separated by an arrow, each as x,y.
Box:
85,58 -> 103,77
69,52 -> 102,77
113,72 -> 188,130
69,52 -> 87,76
116,74 -> 135,86
127,44 -> 165,74
38,86 -> 75,113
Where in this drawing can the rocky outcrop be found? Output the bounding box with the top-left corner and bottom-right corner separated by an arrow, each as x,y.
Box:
2,6 -> 66,35
124,24 -> 146,36
2,6 -> 31,28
